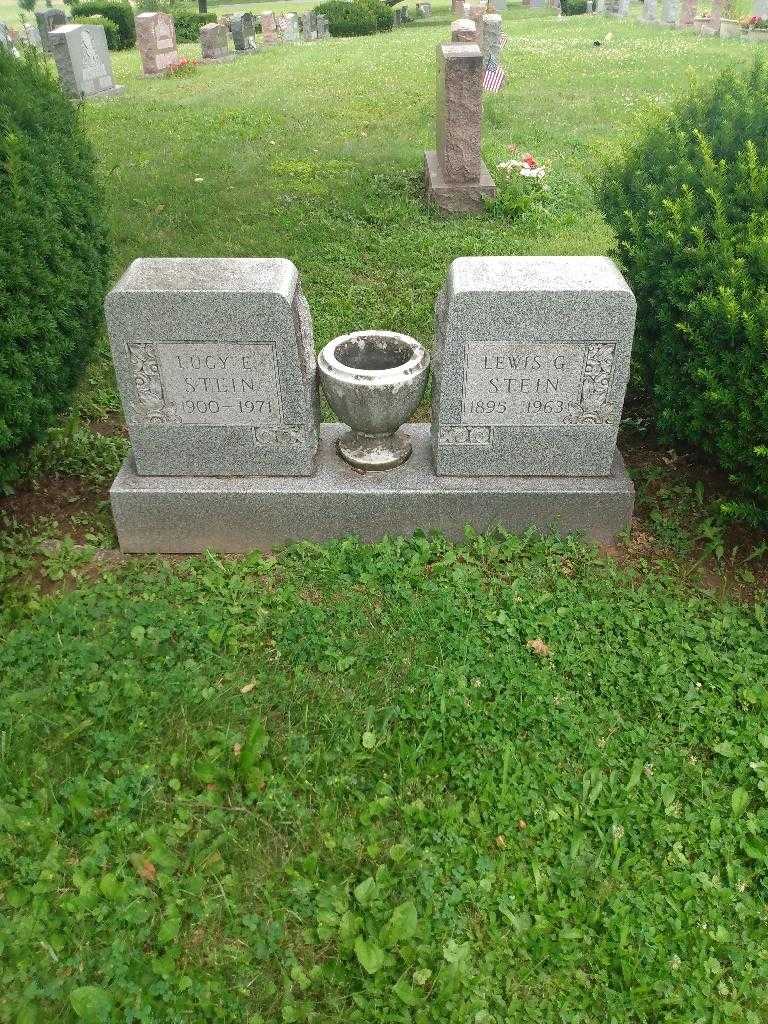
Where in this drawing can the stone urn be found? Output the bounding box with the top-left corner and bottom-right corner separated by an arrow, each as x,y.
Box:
318,330 -> 430,470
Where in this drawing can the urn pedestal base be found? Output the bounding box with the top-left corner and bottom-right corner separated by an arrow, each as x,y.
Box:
111,425 -> 634,553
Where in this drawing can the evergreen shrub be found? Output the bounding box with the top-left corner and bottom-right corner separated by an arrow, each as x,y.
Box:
71,0 -> 135,48
598,59 -> 768,514
171,7 -> 217,41
0,51 -> 110,485
314,0 -> 377,36
358,0 -> 394,29
77,15 -> 120,49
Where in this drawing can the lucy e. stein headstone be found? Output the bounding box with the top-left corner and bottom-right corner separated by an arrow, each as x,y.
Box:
106,259 -> 319,479
432,256 -> 636,479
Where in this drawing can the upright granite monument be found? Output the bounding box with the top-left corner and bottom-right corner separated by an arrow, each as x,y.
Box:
279,13 -> 300,42
200,21 -> 232,61
316,13 -> 330,37
482,12 -> 502,66
424,42 -> 496,214
451,16 -> 477,39
107,259 -> 318,482
0,21 -> 19,55
301,11 -> 318,40
260,11 -> 281,44
108,256 -> 635,552
678,0 -> 696,25
49,23 -> 124,99
135,12 -> 178,74
231,12 -> 258,50
36,7 -> 66,51
432,257 -> 635,483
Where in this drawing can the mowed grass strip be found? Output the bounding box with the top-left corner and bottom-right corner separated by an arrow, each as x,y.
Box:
1,532 -> 768,1021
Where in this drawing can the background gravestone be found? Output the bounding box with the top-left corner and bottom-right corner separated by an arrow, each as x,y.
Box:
316,13 -> 330,37
230,12 -> 257,50
451,16 -> 477,40
424,42 -> 496,213
200,21 -> 231,60
260,11 -> 281,44
432,257 -> 636,477
49,23 -> 124,98
0,22 -> 19,55
482,12 -> 501,67
105,258 -> 319,478
36,7 -> 66,51
135,12 -> 178,74
22,21 -> 43,47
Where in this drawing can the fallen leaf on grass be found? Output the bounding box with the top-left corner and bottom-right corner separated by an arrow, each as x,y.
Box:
526,638 -> 551,657
130,854 -> 157,882
240,681 -> 256,694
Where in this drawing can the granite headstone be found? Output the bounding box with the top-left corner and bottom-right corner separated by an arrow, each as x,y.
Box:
200,21 -> 232,60
106,259 -> 319,478
231,12 -> 258,50
135,12 -> 178,74
36,7 -> 66,51
432,257 -> 636,477
260,10 -> 280,43
424,42 -> 496,213
49,23 -> 124,98
451,16 -> 477,39
482,12 -> 501,66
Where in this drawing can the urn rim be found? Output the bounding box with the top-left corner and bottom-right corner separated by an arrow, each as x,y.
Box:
318,330 -> 430,384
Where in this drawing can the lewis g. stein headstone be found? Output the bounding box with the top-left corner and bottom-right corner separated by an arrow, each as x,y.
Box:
432,257 -> 636,477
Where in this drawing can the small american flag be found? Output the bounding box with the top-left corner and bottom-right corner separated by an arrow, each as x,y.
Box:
483,53 -> 506,93
500,32 -> 508,48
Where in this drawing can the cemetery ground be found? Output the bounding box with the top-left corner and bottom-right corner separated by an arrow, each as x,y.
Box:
2,6 -> 768,1022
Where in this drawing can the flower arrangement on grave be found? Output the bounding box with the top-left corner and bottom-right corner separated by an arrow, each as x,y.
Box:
497,147 -> 548,181
741,13 -> 768,27
166,55 -> 199,75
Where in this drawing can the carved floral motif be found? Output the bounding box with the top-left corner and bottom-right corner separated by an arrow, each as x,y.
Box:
564,344 -> 615,425
126,343 -> 181,424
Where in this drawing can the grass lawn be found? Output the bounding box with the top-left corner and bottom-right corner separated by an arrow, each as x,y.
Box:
60,2 -> 758,415
2,7 -> 768,1022
2,533 -> 768,1023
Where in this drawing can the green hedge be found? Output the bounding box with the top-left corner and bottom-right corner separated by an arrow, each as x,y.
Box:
71,0 -> 135,48
599,59 -> 768,516
561,0 -> 588,13
172,7 -> 217,41
314,0 -> 377,35
358,0 -> 394,29
77,15 -> 120,49
0,51 -> 110,485
133,0 -> 217,41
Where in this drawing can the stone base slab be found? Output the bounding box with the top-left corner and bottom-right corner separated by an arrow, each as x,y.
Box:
110,425 -> 634,553
424,150 -> 496,214
76,85 -> 125,100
